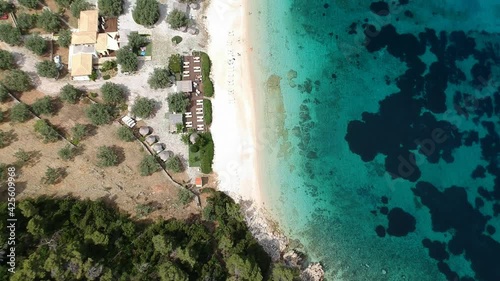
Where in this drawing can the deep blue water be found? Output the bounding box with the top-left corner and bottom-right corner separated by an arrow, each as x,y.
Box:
249,0 -> 500,280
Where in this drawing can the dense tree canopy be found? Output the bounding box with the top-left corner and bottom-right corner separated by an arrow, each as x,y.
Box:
31,96 -> 55,116
37,10 -> 61,32
0,24 -> 22,45
116,46 -> 138,73
166,9 -> 188,29
165,155 -> 183,172
101,82 -> 126,105
127,31 -> 148,50
36,60 -> 59,78
167,92 -> 189,113
139,155 -> 160,176
168,53 -> 182,74
132,0 -> 160,26
15,13 -> 37,32
9,103 -> 31,123
18,0 -> 38,9
86,103 -> 115,125
57,29 -> 72,47
0,49 -> 14,70
2,69 -> 32,92
148,68 -> 172,89
131,97 -> 155,118
98,0 -> 123,17
70,0 -> 90,18
117,126 -> 135,142
0,0 -> 14,14
34,119 -> 59,142
59,84 -> 82,104
96,145 -> 119,167
25,34 -> 48,56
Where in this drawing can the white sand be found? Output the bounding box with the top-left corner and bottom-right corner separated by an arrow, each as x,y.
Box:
207,0 -> 262,204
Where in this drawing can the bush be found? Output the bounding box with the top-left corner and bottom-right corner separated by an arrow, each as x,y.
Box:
139,155 -> 160,176
166,9 -> 187,29
148,68 -> 172,89
168,54 -> 182,74
165,155 -> 182,172
86,103 -> 115,125
128,32 -> 148,51
0,49 -> 14,70
2,70 -> 32,92
0,129 -> 14,148
96,146 -> 119,167
16,13 -> 37,33
177,188 -> 192,205
0,85 -> 9,103
58,144 -> 76,160
57,29 -> 72,48
42,167 -> 64,185
171,36 -> 182,45
31,96 -> 54,116
36,61 -> 59,78
98,0 -> 123,17
132,0 -> 159,26
203,99 -> 212,125
197,52 -> 214,97
71,123 -> 88,142
203,79 -> 214,97
117,126 -> 135,142
199,133 -> 214,174
0,24 -> 22,45
131,97 -> 155,118
116,46 -> 138,73
167,92 -> 189,113
0,0 -> 14,14
60,84 -> 82,104
10,103 -> 31,122
56,0 -> 74,7
37,10 -> 61,33
14,149 -> 32,164
101,60 -> 117,72
103,75 -> 111,80
34,119 -> 60,142
101,82 -> 126,105
0,110 -> 3,122
70,0 -> 90,18
19,0 -> 38,9
190,144 -> 199,153
25,34 -> 48,56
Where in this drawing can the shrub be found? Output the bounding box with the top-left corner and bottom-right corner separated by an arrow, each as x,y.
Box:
16,13 -> 37,32
41,167 -> 64,185
34,119 -> 59,142
203,99 -> 212,125
101,82 -> 126,105
103,75 -> 111,80
19,0 -> 38,9
167,92 -> 189,113
86,103 -> 115,125
139,155 -> 160,176
197,52 -> 214,97
70,0 -> 90,18
190,144 -> 199,153
71,123 -> 88,142
10,103 -> 31,122
177,188 -> 192,205
0,129 -> 14,148
116,46 -> 138,73
25,34 -> 48,56
2,70 -> 31,92
132,0 -> 159,26
57,29 -> 72,48
199,133 -> 214,174
60,84 -> 82,104
101,60 -> 117,72
165,155 -> 182,172
148,68 -> 172,89
98,0 -> 123,17
96,146 -> 119,167
171,36 -> 182,45
0,49 -> 14,70
31,96 -> 54,116
0,24 -> 22,45
131,97 -> 155,118
203,79 -> 214,97
128,32 -> 148,51
36,61 -> 59,78
58,144 -> 76,160
0,0 -> 14,14
56,0 -> 74,8
0,85 -> 9,102
168,54 -> 182,74
166,9 -> 187,29
117,126 -> 135,142
0,110 -> 3,122
37,10 -> 61,33
14,149 -> 32,164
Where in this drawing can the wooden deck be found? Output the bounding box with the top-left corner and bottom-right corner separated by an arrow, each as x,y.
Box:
182,55 -> 205,132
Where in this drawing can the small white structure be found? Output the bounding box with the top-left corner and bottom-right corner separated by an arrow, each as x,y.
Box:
139,126 -> 151,136
152,143 -> 164,153
176,80 -> 192,93
145,135 -> 158,145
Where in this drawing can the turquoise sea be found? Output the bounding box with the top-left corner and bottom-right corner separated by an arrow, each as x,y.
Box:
248,0 -> 500,280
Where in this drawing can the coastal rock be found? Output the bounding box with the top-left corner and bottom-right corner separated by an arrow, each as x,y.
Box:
283,250 -> 305,268
287,69 -> 298,80
300,262 -> 325,281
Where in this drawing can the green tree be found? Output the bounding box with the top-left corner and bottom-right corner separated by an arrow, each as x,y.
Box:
86,103 -> 114,125
167,92 -> 189,113
127,31 -> 148,50
0,0 -> 14,14
60,84 -> 82,104
19,201 -> 39,218
57,29 -> 72,47
166,9 -> 188,29
101,82 -> 126,105
96,146 -> 119,167
13,148 -> 32,164
42,166 -> 64,184
10,103 -> 31,122
101,60 -> 117,72
148,68 -> 172,89
203,99 -> 212,125
117,126 -> 135,142
70,0 -> 90,18
19,0 -> 38,9
152,235 -> 172,254
16,13 -> 37,32
0,84 -> 9,102
139,155 -> 160,176
177,188 -> 192,205
271,264 -> 299,281
0,49 -> 14,70
116,46 -> 138,72
25,34 -> 48,55
226,254 -> 263,281
37,10 -> 61,33
36,60 -> 59,78
165,155 -> 182,172
56,0 -> 73,8
132,0 -> 159,26
71,123 -> 88,142
58,144 -> 76,160
171,35 -> 182,45
26,215 -> 45,237
0,110 -> 3,122
131,97 -> 155,118
0,24 -> 22,45
31,96 -> 54,116
0,129 -> 10,148
168,54 -> 182,74
98,0 -> 122,17
2,70 -> 31,92
34,119 -> 59,142
158,261 -> 189,281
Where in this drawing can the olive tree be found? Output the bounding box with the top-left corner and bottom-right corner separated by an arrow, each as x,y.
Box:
37,10 -> 61,33
132,0 -> 159,26
10,103 -> 31,123
0,85 -> 8,103
0,24 -> 22,45
57,29 -> 72,48
36,61 -> 59,78
2,70 -> 32,92
116,46 -> 138,73
139,155 -> 160,176
19,0 -> 38,9
0,50 -> 14,70
101,82 -> 126,105
117,126 -> 135,142
166,9 -> 188,29
70,0 -> 90,18
98,0 -> 122,17
16,13 -> 37,32
166,155 -> 182,172
34,119 -> 59,142
25,34 -> 48,55
71,123 -> 88,142
86,103 -> 114,125
167,92 -> 189,113
60,84 -> 82,104
131,97 -> 155,118
96,146 -> 119,167
31,96 -> 54,116
0,0 -> 14,14
148,68 -> 172,89
127,32 -> 148,50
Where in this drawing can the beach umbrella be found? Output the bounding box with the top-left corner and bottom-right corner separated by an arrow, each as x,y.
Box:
158,151 -> 170,161
189,133 -> 199,144
139,126 -> 151,136
145,135 -> 157,145
152,143 -> 164,153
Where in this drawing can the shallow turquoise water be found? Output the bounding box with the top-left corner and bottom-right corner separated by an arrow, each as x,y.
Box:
249,1 -> 500,280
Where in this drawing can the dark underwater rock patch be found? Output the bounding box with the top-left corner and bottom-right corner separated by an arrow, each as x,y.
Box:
376,225 -> 386,237
370,1 -> 390,16
422,239 -> 449,261
386,207 -> 416,236
471,165 -> 486,179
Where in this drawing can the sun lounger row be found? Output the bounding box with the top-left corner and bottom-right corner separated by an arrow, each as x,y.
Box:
121,116 -> 136,128
194,69 -> 201,73
196,99 -> 203,105
197,125 -> 204,131
183,74 -> 189,78
183,71 -> 190,74
183,61 -> 189,65
185,112 -> 192,117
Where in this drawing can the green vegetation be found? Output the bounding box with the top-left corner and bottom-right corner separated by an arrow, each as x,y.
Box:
0,49 -> 14,70
101,82 -> 126,105
139,155 -> 160,176
25,34 -> 47,55
56,0 -> 74,8
0,129 -> 15,148
197,51 -> 214,97
58,144 -> 76,161
132,0 -> 160,26
172,35 -> 182,44
0,24 -> 22,45
18,0 -> 38,9
36,60 -> 59,78
13,149 -> 33,165
165,154 -> 182,172
203,99 -> 212,125
31,96 -> 54,116
59,84 -> 82,104
0,0 -> 14,14
0,110 -> 3,122
131,97 -> 155,118
117,126 -> 135,142
86,103 -> 115,125
167,92 -> 189,113
10,103 -> 31,123
37,10 -> 61,33
148,68 -> 172,89
101,60 -> 117,72
70,0 -> 90,17
2,69 -> 32,92
16,13 -> 37,32
96,145 -> 119,167
166,9 -> 188,29
41,166 -> 64,185
71,123 -> 88,143
194,132 -> 214,173
168,53 -> 182,74
98,0 -> 123,17
116,46 -> 138,73
34,119 -> 60,142
0,85 -> 9,103
177,188 -> 192,205
57,29 -> 72,47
